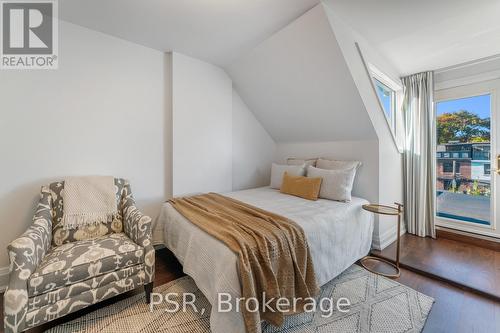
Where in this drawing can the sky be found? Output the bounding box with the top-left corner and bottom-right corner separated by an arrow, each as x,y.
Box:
436,94 -> 491,119
374,80 -> 392,119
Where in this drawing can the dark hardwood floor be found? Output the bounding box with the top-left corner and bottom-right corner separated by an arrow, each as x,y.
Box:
1,247 -> 498,333
395,266 -> 500,333
371,233 -> 500,300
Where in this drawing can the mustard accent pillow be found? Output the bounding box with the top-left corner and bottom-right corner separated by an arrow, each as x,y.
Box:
280,172 -> 322,201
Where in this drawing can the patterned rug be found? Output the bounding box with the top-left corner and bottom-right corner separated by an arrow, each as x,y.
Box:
48,265 -> 434,333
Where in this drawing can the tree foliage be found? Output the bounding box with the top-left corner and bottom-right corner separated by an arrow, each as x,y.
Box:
437,110 -> 490,144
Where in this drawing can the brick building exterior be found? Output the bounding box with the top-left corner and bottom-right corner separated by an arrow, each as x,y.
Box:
436,142 -> 490,193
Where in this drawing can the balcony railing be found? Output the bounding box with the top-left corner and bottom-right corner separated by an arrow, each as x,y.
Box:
436,151 -> 470,159
472,151 -> 490,161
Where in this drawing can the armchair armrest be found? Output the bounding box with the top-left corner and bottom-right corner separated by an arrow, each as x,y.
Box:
123,205 -> 155,284
121,182 -> 155,285
4,186 -> 53,333
123,204 -> 152,248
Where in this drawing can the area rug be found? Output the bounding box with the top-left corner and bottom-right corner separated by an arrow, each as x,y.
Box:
47,265 -> 434,333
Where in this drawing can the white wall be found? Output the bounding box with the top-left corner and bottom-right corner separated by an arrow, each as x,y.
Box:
171,52 -> 233,195
171,54 -> 276,195
0,21 -> 167,279
232,90 -> 276,190
227,4 -> 377,143
226,3 -> 403,249
274,140 -> 379,203
323,3 -> 404,249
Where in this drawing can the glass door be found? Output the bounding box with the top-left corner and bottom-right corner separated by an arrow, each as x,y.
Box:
434,81 -> 499,238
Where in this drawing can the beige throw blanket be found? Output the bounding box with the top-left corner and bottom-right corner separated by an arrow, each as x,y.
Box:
62,176 -> 118,230
169,193 -> 318,333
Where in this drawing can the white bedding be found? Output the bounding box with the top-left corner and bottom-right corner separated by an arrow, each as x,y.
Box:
155,187 -> 374,333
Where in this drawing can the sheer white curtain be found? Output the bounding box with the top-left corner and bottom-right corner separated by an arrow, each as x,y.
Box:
402,71 -> 436,238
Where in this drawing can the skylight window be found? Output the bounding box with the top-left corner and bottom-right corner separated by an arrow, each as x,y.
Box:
369,64 -> 402,139
374,78 -> 395,122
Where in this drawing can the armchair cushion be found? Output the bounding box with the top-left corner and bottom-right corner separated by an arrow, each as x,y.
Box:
50,179 -> 126,246
27,265 -> 144,311
28,233 -> 143,297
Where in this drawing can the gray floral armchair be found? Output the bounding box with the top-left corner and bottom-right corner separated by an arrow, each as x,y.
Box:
3,178 -> 155,333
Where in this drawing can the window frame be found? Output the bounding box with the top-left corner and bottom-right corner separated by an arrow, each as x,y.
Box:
434,83 -> 497,237
374,78 -> 396,129
369,64 -> 402,145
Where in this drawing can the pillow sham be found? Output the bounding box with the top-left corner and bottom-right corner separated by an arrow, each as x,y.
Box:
316,158 -> 362,170
270,163 -> 306,189
280,172 -> 322,201
307,165 -> 356,202
287,158 -> 317,167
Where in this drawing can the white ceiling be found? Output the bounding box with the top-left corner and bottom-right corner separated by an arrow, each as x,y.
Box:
327,0 -> 500,75
59,0 -> 319,67
228,5 -> 376,143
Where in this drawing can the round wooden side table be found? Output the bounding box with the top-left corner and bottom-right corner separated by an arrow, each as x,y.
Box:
360,203 -> 403,278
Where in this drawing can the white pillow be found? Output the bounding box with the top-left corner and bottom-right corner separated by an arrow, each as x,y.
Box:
316,158 -> 361,170
287,158 -> 317,167
270,163 -> 306,189
307,165 -> 356,202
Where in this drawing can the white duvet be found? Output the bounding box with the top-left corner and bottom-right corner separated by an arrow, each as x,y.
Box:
154,187 -> 374,333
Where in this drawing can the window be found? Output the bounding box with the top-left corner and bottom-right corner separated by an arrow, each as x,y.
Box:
484,164 -> 491,175
435,94 -> 491,226
473,145 -> 490,160
374,78 -> 395,122
443,161 -> 453,173
369,64 -> 401,139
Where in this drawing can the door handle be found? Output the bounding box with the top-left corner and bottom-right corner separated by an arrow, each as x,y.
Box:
491,156 -> 500,175
493,155 -> 500,175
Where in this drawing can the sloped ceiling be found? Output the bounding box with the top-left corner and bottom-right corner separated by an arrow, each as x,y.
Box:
327,0 -> 500,75
227,4 -> 377,143
59,0 -> 319,67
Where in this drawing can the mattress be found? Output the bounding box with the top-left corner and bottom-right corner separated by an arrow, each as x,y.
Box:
154,186 -> 374,333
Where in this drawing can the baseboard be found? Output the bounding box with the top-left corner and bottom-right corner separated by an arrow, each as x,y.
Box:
0,266 -> 9,292
372,224 -> 407,251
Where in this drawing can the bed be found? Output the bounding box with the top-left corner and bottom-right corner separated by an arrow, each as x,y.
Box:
155,186 -> 374,333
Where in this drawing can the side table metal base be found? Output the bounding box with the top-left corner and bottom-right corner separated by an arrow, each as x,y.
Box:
360,256 -> 401,278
